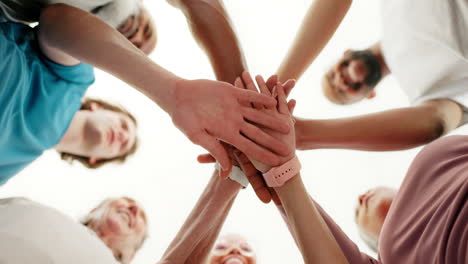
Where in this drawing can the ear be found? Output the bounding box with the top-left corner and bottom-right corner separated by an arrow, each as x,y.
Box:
89,157 -> 99,165
90,102 -> 103,112
366,90 -> 376,99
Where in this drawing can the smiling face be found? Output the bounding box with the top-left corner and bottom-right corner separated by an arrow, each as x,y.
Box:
84,197 -> 148,264
80,102 -> 137,162
208,234 -> 257,264
355,186 -> 397,243
118,7 -> 156,54
323,49 -> 382,105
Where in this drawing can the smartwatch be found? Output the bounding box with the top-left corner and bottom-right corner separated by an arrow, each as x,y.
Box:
263,156 -> 301,187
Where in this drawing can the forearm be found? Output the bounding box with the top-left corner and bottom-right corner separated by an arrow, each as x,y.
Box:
174,0 -> 246,83
275,175 -> 348,264
38,4 -> 179,114
295,106 -> 449,151
159,171 -> 241,264
276,0 -> 351,82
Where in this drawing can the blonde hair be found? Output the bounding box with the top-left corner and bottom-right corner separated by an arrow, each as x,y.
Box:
59,98 -> 138,169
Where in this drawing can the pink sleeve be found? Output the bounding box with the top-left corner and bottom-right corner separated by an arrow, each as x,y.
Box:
277,201 -> 380,264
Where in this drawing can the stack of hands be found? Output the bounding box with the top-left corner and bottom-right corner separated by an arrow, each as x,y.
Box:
196,72 -> 298,204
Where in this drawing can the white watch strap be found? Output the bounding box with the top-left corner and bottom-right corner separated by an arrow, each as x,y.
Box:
215,163 -> 249,188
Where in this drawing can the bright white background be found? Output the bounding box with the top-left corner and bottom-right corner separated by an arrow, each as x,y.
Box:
2,0 -> 468,263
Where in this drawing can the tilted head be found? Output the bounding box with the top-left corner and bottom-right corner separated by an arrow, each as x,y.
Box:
117,6 -> 157,55
355,186 -> 397,252
323,49 -> 382,105
58,98 -> 138,168
208,234 -> 257,264
82,197 -> 148,264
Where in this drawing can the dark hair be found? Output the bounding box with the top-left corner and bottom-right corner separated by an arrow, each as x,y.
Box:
350,50 -> 382,88
59,98 -> 138,169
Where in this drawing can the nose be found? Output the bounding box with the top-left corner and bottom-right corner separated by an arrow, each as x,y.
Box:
358,194 -> 365,206
348,61 -> 367,82
228,247 -> 242,255
129,204 -> 139,217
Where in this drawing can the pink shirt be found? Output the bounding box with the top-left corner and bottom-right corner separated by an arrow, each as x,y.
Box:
317,136 -> 467,264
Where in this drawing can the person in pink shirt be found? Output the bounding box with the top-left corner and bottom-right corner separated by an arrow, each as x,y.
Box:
233,73 -> 467,264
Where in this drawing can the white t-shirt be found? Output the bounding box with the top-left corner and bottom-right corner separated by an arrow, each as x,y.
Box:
0,0 -> 140,28
381,0 -> 468,108
0,197 -> 119,264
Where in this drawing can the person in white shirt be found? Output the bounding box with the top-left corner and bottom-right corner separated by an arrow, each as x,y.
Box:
0,196 -> 148,264
275,0 -> 468,152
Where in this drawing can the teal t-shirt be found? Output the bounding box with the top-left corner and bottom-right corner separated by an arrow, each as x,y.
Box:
0,22 -> 95,185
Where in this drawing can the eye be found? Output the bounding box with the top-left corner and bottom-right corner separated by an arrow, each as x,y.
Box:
241,245 -> 252,252
121,119 -> 128,131
144,23 -> 152,38
215,244 -> 228,250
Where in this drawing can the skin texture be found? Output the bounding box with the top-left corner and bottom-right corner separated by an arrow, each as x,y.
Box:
85,197 -> 148,264
276,0 -> 352,82
36,4 -> 289,171
241,75 -> 349,264
158,171 -> 242,264
355,186 -> 397,242
208,234 -> 257,264
169,0 -> 289,202
55,103 -> 137,163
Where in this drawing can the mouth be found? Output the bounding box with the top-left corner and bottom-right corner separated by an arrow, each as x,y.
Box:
222,256 -> 245,264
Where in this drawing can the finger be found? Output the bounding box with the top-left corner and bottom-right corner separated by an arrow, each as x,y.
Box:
276,82 -> 288,114
234,77 -> 245,89
233,151 -> 272,203
234,89 -> 277,107
282,79 -> 296,97
242,107 -> 289,133
197,153 -> 216,163
287,99 -> 297,115
196,132 -> 232,173
266,75 -> 278,93
241,123 -> 290,156
240,72 -> 264,109
231,135 -> 280,166
255,75 -> 271,96
241,71 -> 258,92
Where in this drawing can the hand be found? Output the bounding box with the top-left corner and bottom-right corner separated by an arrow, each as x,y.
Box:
171,79 -> 291,172
236,73 -> 297,173
197,152 -> 273,203
266,75 -> 296,98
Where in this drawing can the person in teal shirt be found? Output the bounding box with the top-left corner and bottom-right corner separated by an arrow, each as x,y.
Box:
0,19 -> 141,185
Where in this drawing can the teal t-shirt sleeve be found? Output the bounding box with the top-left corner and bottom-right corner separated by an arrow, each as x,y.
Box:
40,55 -> 95,86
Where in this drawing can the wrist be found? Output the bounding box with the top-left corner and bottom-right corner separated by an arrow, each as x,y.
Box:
262,156 -> 301,187
163,76 -> 186,116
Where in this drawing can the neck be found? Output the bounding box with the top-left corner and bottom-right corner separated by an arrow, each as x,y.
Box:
54,112 -> 87,154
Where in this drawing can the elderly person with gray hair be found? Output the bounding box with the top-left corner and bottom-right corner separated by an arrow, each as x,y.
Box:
0,196 -> 148,264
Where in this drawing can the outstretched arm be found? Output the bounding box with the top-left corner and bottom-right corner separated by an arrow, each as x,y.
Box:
158,170 -> 241,264
277,0 -> 352,82
295,99 -> 463,151
169,0 -> 246,84
37,4 -> 291,170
